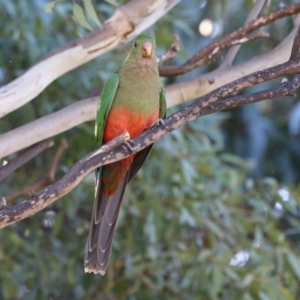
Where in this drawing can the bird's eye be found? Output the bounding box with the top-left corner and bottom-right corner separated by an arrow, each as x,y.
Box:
134,42 -> 137,47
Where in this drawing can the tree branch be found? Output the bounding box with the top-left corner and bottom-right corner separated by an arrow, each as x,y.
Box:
157,34 -> 180,63
1,25 -> 300,229
159,2 -> 300,77
48,140 -> 68,181
166,18 -> 300,107
0,0 -> 179,118
0,97 -> 95,159
220,0 -> 268,68
0,139 -> 54,181
0,133 -> 129,227
5,140 -> 68,203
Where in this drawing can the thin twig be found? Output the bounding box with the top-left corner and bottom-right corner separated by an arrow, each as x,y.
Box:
5,139 -> 68,202
6,179 -> 50,203
220,0 -> 268,68
48,139 -> 68,181
0,139 -> 54,181
227,30 -> 269,47
157,34 -> 180,64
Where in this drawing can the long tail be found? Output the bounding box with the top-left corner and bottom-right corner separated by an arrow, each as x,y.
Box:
84,168 -> 129,275
84,147 -> 152,275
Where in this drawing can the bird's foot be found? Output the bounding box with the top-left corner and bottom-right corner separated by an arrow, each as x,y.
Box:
123,139 -> 136,154
28,191 -> 37,200
151,118 -> 166,129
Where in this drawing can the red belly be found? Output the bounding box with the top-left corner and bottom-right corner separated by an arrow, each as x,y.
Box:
103,107 -> 159,143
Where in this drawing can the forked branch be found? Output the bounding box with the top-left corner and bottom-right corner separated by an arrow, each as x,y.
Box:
159,2 -> 300,76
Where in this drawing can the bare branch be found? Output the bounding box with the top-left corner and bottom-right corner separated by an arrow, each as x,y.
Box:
0,139 -> 54,181
290,25 -> 300,61
2,27 -> 300,228
157,34 -> 180,63
48,140 -> 68,181
166,19 -> 300,107
220,0 -> 268,68
0,133 -> 129,227
227,30 -> 270,46
159,2 -> 300,77
0,98 -> 95,159
5,140 -> 68,203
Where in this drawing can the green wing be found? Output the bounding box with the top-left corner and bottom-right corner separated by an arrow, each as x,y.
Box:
159,84 -> 167,118
95,73 -> 120,147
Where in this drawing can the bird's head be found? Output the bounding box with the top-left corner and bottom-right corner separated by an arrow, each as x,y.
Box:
127,34 -> 157,61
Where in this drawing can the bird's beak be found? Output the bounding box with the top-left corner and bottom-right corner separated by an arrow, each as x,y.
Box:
142,41 -> 152,58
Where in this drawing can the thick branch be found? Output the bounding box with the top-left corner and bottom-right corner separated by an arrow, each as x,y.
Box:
1,26 -> 300,228
159,2 -> 300,76
0,134 -> 128,227
0,0 -> 179,118
0,98 -> 95,159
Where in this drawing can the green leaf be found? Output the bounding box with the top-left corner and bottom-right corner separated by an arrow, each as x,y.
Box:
205,219 -> 225,238
287,252 -> 300,280
179,207 -> 196,227
73,3 -> 92,31
224,267 -> 239,281
45,0 -> 62,13
83,0 -> 102,27
211,265 -> 222,297
280,287 -> 296,300
45,1 -> 56,13
242,292 -> 254,300
220,153 -> 246,167
198,250 -> 212,261
240,274 -> 254,288
104,0 -> 119,6
258,291 -> 269,300
2,278 -> 17,299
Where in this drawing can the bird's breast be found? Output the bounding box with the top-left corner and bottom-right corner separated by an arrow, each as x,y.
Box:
103,107 -> 159,143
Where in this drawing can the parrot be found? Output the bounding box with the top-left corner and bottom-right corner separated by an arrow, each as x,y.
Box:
84,33 -> 166,275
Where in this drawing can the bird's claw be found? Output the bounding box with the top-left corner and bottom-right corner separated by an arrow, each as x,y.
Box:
151,118 -> 166,129
123,139 -> 135,154
28,191 -> 37,200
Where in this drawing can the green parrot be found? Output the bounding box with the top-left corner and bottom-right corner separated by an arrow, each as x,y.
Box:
84,34 -> 166,275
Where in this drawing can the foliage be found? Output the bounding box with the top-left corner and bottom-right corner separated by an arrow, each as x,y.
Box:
1,0 -> 300,299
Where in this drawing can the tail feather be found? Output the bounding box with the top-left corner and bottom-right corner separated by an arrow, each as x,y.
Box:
84,172 -> 129,275
85,147 -> 152,275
